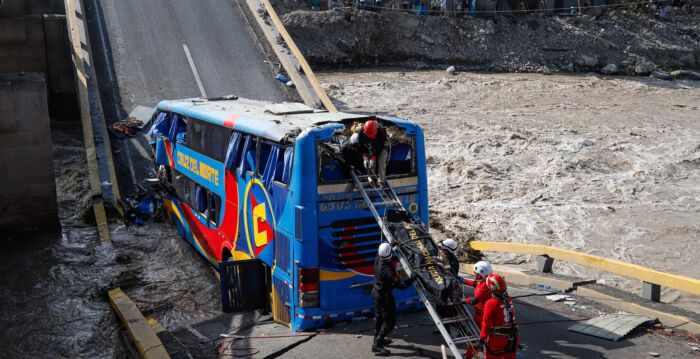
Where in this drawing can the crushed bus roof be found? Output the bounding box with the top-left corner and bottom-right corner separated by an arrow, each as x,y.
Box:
156,97 -> 369,142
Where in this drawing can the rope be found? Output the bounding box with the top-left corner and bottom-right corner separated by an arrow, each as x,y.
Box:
324,0 -> 668,14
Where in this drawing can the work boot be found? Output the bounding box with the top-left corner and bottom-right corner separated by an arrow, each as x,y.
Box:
372,337 -> 391,356
371,344 -> 390,356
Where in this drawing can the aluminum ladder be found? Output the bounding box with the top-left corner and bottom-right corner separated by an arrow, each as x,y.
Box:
349,170 -> 481,359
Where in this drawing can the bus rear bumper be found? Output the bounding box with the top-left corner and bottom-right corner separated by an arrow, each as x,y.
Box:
292,297 -> 423,332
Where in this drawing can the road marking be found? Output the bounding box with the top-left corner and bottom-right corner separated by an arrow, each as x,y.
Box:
182,43 -> 208,98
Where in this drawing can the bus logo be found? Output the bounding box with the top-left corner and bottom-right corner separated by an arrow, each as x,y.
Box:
243,179 -> 276,258
253,201 -> 273,248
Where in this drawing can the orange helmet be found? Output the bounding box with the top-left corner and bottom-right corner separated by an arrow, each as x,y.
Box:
363,120 -> 377,139
486,273 -> 507,293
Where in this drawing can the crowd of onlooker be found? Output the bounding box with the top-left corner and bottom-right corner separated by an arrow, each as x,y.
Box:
306,0 -> 689,17
309,0 -> 479,15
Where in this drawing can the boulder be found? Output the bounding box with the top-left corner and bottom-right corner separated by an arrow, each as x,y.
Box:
651,70 -> 673,81
679,53 -> 696,68
575,54 -> 598,67
446,66 -> 456,75
601,63 -> 618,75
634,64 -> 652,76
670,70 -> 700,80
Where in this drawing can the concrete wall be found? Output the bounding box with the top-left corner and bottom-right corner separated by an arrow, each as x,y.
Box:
0,73 -> 59,237
0,0 -> 77,120
0,0 -> 65,16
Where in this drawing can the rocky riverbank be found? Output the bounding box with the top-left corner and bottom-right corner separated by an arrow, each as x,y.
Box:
277,3 -> 700,77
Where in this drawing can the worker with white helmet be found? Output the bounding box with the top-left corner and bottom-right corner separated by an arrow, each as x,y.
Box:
465,260 -> 493,358
437,238 -> 460,278
372,242 -> 416,356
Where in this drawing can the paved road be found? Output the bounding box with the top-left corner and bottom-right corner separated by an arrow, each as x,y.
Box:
84,0 -> 287,192
168,283 -> 697,358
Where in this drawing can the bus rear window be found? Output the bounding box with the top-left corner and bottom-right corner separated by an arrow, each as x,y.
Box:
317,124 -> 416,184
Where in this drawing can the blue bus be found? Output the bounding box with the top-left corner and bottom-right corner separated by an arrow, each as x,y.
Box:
149,97 -> 428,330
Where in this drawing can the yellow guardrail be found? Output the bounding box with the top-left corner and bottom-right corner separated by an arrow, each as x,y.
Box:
108,288 -> 170,359
65,0 -> 110,241
470,241 -> 700,297
260,0 -> 338,112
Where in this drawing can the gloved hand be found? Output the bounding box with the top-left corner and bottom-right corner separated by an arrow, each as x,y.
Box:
369,159 -> 376,171
363,156 -> 370,170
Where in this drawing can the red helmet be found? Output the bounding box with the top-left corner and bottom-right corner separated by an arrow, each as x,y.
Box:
363,120 -> 377,139
486,273 -> 507,293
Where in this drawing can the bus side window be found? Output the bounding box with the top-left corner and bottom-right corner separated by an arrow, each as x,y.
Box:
240,135 -> 257,174
208,192 -> 222,226
280,146 -> 293,185
269,146 -> 292,187
257,142 -> 273,178
224,131 -> 244,170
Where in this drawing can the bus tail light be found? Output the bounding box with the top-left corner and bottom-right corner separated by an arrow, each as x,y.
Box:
299,267 -> 319,308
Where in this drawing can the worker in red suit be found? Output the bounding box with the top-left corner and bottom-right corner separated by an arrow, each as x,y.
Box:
479,273 -> 520,359
464,260 -> 493,358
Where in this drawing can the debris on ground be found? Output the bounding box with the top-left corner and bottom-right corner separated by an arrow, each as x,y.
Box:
569,314 -> 656,341
110,118 -> 144,137
546,294 -> 573,302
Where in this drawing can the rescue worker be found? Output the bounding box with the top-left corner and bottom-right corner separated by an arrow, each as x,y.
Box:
341,133 -> 365,175
480,273 -> 520,359
464,260 -> 493,358
372,242 -> 416,356
437,239 -> 460,278
358,120 -> 389,184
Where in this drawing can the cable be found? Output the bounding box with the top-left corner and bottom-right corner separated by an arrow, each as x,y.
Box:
325,0 -> 668,14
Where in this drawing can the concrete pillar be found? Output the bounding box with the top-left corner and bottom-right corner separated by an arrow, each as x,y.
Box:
642,282 -> 661,302
0,73 -> 59,238
536,255 -> 554,273
43,14 -> 78,121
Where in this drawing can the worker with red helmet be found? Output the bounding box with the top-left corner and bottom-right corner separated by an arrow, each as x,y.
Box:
463,260 -> 493,358
358,119 -> 389,183
480,273 -> 520,359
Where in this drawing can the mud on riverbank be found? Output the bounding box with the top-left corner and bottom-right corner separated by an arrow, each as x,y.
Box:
277,3 -> 699,76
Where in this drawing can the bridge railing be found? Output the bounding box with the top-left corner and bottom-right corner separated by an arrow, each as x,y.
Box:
469,241 -> 700,301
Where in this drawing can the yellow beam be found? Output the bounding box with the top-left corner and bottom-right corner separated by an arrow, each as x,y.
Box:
470,241 -> 700,297
261,0 -> 338,112
65,0 -> 110,241
108,288 -> 170,359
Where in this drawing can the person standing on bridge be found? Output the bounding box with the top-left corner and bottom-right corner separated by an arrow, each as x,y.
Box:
480,273 -> 520,359
372,242 -> 416,356
464,260 -> 493,358
358,119 -> 390,184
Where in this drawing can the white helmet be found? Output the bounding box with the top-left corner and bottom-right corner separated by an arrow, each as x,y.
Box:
350,133 -> 360,145
378,243 -> 392,258
438,239 -> 458,254
473,261 -> 492,278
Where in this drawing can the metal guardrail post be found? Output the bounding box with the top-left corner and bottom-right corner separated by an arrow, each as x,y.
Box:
536,255 -> 554,273
642,282 -> 661,302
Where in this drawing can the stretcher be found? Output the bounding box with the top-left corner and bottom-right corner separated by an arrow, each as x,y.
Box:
350,170 -> 480,359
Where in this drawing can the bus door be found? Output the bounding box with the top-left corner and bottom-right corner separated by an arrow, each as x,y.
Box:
262,143 -> 295,326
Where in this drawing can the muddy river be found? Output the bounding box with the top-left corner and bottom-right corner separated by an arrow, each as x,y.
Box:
320,69 -> 700,313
